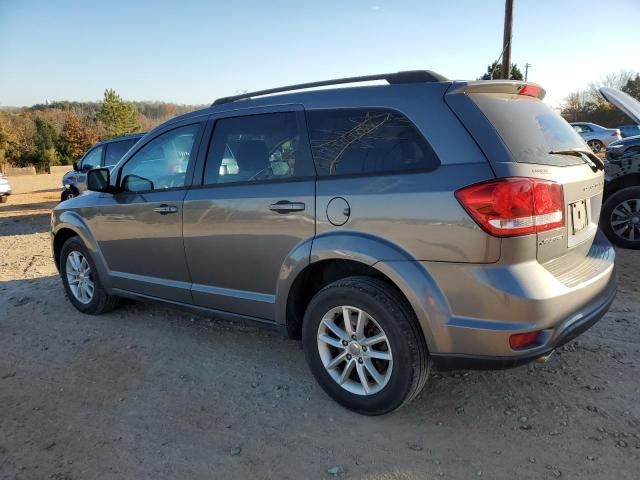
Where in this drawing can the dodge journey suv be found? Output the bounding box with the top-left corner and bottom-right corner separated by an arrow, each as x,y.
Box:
51,71 -> 617,415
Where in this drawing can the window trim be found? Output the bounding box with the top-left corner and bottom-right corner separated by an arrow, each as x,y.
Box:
114,122 -> 205,194
304,106 -> 441,179
199,110 -> 316,187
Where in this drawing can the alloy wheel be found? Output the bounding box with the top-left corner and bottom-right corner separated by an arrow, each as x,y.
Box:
65,251 -> 95,304
317,305 -> 393,395
587,140 -> 602,153
610,198 -> 640,242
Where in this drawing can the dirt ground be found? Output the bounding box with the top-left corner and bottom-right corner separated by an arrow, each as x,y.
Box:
1,174 -> 639,480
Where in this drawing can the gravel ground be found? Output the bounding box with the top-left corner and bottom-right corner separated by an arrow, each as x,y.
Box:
1,175 -> 639,480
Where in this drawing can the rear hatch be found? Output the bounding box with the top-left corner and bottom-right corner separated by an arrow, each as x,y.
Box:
446,81 -> 606,265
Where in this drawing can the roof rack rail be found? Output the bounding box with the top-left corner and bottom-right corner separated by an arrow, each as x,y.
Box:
212,70 -> 448,106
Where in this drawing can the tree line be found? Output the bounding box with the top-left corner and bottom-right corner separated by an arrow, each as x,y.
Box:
560,71 -> 640,127
0,89 -> 202,172
2,72 -> 639,173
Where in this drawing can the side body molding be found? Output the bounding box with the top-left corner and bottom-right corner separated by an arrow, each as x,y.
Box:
274,231 -> 452,350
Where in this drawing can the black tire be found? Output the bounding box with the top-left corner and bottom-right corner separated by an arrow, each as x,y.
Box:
302,276 -> 430,415
60,187 -> 78,202
59,236 -> 119,314
601,186 -> 640,250
0,196 -> 7,204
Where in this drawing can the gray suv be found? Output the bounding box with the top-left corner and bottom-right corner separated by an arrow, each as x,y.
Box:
51,71 -> 617,415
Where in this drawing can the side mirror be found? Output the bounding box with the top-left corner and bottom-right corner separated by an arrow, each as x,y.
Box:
86,168 -> 113,192
72,162 -> 79,171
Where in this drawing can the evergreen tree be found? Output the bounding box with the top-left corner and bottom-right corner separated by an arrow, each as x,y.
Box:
97,89 -> 141,138
481,62 -> 524,80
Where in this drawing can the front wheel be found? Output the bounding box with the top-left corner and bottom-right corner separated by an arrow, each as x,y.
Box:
601,186 -> 640,249
302,276 -> 430,415
59,236 -> 120,314
0,196 -> 7,204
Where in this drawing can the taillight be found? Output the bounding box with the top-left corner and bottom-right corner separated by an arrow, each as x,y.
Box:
518,84 -> 541,97
612,130 -> 621,137
455,178 -> 564,237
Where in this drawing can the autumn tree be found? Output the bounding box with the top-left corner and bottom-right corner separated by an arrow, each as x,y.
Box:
60,111 -> 99,164
97,89 -> 141,138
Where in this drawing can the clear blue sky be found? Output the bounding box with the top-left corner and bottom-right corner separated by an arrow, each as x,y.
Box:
1,0 -> 639,107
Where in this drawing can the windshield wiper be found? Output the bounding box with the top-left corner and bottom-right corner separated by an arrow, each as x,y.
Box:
549,149 -> 604,171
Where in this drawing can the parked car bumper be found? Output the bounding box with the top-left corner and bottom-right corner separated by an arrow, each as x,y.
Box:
420,230 -> 617,369
0,185 -> 11,196
605,144 -> 626,159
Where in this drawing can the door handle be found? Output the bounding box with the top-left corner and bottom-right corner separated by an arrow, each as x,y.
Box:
269,201 -> 306,213
153,204 -> 178,215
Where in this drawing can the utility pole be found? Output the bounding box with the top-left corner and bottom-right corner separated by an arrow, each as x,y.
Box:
501,0 -> 514,79
524,62 -> 531,81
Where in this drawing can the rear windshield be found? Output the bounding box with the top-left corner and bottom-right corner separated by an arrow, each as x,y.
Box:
470,93 -> 586,165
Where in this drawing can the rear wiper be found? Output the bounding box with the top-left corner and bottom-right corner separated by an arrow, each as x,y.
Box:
549,149 -> 604,171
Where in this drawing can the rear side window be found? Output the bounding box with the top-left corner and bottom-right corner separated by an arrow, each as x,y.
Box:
204,112 -> 314,185
104,139 -> 137,166
306,108 -> 439,176
470,94 -> 587,165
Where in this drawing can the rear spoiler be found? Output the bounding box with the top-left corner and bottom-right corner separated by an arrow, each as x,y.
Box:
447,81 -> 546,100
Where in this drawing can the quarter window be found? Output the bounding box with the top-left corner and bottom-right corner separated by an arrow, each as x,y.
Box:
120,124 -> 199,192
204,112 -> 314,185
305,108 -> 439,176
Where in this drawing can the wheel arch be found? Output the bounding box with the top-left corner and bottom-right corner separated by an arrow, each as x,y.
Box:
52,212 -> 110,285
276,231 -> 449,351
604,173 -> 640,200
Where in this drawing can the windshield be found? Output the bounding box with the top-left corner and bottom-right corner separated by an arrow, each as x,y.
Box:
470,93 -> 587,166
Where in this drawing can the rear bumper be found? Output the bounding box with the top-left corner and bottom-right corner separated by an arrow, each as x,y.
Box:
418,230 -> 617,367
431,278 -> 616,370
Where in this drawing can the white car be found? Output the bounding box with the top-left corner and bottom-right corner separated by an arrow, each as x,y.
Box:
0,173 -> 11,203
570,122 -> 622,153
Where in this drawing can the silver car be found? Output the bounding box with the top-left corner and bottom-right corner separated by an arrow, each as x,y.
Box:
571,122 -> 622,153
51,72 -> 617,414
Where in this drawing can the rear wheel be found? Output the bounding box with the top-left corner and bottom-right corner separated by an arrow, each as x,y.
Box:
302,276 -> 429,415
0,196 -> 7,204
601,186 -> 640,250
587,139 -> 604,154
59,236 -> 119,314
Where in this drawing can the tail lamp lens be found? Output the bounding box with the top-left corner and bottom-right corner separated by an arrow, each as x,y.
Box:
518,84 -> 541,97
455,178 -> 564,237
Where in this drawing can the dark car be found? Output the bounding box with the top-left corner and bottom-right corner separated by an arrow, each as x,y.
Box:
599,88 -> 640,249
61,133 -> 144,201
605,134 -> 640,160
